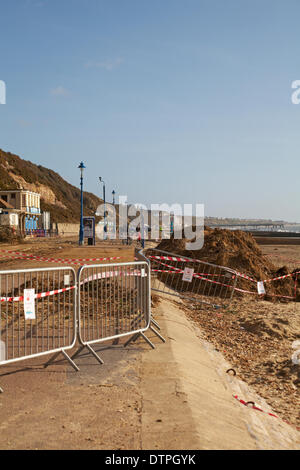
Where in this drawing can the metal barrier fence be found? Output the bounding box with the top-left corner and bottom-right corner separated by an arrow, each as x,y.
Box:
0,267 -> 78,391
0,261 -> 159,392
144,247 -> 237,308
74,261 -> 153,363
135,249 -> 166,344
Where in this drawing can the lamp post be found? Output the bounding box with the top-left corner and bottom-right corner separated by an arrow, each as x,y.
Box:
78,161 -> 86,245
99,177 -> 106,240
141,208 -> 145,249
112,190 -> 116,205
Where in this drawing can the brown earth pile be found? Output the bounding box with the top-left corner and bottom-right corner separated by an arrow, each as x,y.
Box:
156,227 -> 299,301
0,226 -> 24,244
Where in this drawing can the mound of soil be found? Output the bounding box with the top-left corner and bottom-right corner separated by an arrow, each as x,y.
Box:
155,228 -> 299,301
0,226 -> 23,244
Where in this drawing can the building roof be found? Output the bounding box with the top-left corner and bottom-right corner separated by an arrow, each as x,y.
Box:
0,198 -> 14,209
0,189 -> 40,196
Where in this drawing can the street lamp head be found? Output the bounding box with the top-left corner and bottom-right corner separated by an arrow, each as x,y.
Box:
78,161 -> 86,177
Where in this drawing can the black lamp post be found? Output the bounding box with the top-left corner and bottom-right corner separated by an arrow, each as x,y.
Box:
112,190 -> 116,205
78,161 -> 86,245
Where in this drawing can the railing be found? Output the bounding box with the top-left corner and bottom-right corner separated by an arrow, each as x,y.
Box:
75,261 -> 153,362
143,247 -> 237,308
0,266 -> 78,390
0,261 -> 156,393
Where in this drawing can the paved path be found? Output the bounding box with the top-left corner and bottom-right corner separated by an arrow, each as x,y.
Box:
0,296 -> 299,449
141,297 -> 300,449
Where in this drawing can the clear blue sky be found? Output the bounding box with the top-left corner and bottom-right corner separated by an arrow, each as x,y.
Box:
0,0 -> 300,221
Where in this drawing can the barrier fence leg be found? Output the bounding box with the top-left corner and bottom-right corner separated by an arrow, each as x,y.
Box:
71,344 -> 104,365
86,344 -> 104,365
150,317 -> 167,342
140,333 -> 155,349
124,332 -> 155,350
150,325 -> 166,343
61,350 -> 80,372
140,332 -> 155,349
151,318 -> 161,330
44,349 -> 80,372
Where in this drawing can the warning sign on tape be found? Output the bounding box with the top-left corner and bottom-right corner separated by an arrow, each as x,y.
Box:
24,289 -> 36,320
182,267 -> 194,282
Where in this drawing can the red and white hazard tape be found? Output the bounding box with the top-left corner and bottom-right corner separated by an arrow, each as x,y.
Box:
263,271 -> 300,283
149,254 -> 300,284
149,254 -> 205,264
231,286 -> 297,300
233,395 -> 300,431
152,259 -> 261,293
81,268 -> 147,285
151,268 -> 235,290
1,285 -> 76,303
149,254 -> 299,299
225,269 -> 300,285
234,271 -> 257,282
153,258 -> 231,278
0,254 -> 83,266
37,256 -> 122,263
150,255 -> 256,282
0,249 -> 122,266
0,268 -> 147,303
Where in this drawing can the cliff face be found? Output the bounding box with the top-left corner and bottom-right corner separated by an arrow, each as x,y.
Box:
0,148 -> 102,222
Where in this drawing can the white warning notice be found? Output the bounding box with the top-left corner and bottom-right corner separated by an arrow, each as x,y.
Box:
182,267 -> 194,282
24,289 -> 36,320
257,281 -> 266,295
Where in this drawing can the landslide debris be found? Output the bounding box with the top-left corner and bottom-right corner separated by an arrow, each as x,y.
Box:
156,227 -> 299,301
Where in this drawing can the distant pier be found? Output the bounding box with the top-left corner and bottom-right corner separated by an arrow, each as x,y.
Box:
207,222 -> 285,231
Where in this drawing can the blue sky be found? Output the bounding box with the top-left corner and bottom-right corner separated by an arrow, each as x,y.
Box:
0,0 -> 300,221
